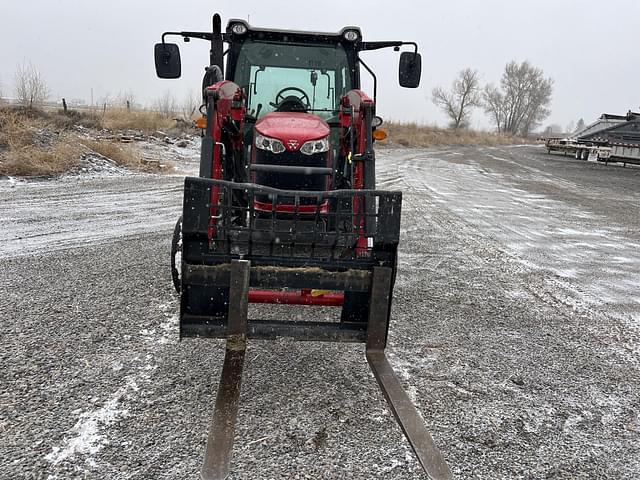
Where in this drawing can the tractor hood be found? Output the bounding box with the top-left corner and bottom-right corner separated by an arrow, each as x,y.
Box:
255,112 -> 330,151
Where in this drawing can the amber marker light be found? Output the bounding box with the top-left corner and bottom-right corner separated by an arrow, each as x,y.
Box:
372,129 -> 388,141
195,116 -> 207,129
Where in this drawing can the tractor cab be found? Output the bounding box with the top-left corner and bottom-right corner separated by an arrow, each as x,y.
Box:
155,18 -> 421,208
225,23 -> 362,211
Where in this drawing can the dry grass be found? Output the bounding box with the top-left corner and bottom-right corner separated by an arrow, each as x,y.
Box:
101,108 -> 176,133
0,142 -> 81,177
379,122 -> 528,147
0,108 -> 82,176
76,138 -> 160,172
0,107 -> 163,176
0,108 -> 33,149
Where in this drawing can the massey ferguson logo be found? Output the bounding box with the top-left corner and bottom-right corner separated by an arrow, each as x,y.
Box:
287,139 -> 299,150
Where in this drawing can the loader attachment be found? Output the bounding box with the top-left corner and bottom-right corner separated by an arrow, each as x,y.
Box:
180,177 -> 401,341
179,178 -> 452,479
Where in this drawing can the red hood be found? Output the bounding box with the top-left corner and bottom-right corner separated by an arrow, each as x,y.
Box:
255,112 -> 330,151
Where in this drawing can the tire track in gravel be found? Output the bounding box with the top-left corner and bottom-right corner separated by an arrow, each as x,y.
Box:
0,175 -> 183,259
378,146 -> 640,331
43,300 -> 181,471
375,146 -> 640,478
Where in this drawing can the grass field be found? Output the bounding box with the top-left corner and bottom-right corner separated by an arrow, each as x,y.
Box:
381,121 -> 528,147
0,106 -> 531,177
0,106 -> 186,177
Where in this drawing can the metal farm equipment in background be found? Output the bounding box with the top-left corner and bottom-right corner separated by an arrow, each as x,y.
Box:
155,13 -> 451,480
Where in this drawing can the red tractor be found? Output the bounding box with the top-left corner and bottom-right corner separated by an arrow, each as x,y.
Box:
155,14 -> 451,480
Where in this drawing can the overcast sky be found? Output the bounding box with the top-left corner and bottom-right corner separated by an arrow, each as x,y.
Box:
2,0 -> 638,131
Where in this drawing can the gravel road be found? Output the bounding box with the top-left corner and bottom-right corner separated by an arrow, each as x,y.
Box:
1,145 -> 639,479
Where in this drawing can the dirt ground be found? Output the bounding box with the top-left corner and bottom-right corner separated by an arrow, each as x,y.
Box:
1,145 -> 639,479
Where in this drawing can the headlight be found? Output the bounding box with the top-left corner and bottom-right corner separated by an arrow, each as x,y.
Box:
300,137 -> 329,156
255,133 -> 285,154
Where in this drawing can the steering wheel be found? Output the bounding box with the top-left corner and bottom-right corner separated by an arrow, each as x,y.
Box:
270,87 -> 311,112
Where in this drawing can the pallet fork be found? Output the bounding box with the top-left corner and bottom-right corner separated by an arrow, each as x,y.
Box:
199,260 -> 452,480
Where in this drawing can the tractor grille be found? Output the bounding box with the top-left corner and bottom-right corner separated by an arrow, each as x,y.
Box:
252,149 -> 330,202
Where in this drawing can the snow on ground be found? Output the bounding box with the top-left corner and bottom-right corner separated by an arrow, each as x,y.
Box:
0,135 -> 201,259
45,377 -> 137,467
42,296 -> 181,474
2,145 -> 640,479
379,146 -> 640,327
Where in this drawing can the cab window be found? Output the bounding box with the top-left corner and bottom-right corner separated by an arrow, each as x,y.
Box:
234,40 -> 351,120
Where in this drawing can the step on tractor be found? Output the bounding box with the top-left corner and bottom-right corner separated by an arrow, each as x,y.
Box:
155,13 -> 452,480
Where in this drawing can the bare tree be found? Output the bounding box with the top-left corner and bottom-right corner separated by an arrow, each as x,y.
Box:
14,62 -> 50,108
565,120 -> 575,134
482,84 -> 505,134
180,89 -> 200,121
98,92 -> 113,108
115,90 -> 137,110
483,60 -> 553,136
153,90 -> 177,118
431,68 -> 481,129
575,118 -> 586,133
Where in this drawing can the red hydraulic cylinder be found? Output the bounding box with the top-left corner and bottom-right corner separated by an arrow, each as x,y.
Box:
248,289 -> 344,306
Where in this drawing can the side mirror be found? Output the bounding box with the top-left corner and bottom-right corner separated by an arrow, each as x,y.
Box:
154,43 -> 181,79
399,52 -> 421,88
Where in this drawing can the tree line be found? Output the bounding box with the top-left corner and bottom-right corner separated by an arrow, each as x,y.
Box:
431,60 -> 553,136
0,61 -> 199,120
3,59 -> 555,135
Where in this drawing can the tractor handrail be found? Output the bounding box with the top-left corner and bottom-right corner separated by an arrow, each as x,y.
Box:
184,176 -> 401,199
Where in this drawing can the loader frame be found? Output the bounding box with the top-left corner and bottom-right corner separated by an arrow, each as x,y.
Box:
180,177 -> 401,341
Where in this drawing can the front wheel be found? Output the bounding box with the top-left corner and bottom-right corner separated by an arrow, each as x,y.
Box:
171,215 -> 182,293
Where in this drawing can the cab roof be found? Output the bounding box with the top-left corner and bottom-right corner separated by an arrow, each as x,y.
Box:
225,19 -> 363,45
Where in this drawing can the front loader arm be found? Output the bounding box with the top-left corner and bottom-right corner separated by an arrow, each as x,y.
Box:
200,81 -> 246,240
200,81 -> 245,180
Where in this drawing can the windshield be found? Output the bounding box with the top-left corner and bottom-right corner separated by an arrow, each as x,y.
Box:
233,40 -> 352,120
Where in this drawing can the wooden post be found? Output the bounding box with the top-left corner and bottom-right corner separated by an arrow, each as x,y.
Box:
62,98 -> 68,113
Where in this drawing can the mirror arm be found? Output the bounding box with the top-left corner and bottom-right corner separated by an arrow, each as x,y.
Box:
161,31 -> 231,44
360,41 -> 418,56
360,41 -> 400,51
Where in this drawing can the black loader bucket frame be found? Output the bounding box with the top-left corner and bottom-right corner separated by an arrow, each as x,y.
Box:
180,178 -> 452,479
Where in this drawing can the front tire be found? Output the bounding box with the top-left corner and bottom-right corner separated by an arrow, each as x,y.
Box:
171,215 -> 182,293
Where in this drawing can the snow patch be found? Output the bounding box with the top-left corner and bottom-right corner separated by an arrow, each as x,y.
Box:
44,378 -> 138,466
157,301 -> 179,344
